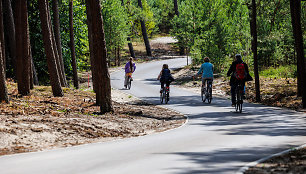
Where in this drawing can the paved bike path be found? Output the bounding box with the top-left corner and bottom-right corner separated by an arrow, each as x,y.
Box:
0,58 -> 305,174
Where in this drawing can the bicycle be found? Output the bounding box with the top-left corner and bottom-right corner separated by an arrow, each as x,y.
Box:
160,86 -> 170,104
201,79 -> 212,103
126,73 -> 132,90
235,82 -> 244,113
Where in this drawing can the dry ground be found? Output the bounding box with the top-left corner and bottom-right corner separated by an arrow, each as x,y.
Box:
0,79 -> 186,156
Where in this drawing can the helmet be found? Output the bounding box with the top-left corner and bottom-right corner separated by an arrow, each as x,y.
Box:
235,54 -> 242,61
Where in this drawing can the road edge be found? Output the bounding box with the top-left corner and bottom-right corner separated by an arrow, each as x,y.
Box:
236,144 -> 306,174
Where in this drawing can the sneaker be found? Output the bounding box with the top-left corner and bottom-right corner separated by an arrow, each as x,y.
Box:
124,85 -> 127,88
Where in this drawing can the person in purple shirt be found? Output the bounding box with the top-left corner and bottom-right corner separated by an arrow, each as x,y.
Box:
124,57 -> 136,88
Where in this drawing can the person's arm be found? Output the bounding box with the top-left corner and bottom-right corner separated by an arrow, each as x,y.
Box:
244,63 -> 249,74
197,65 -> 203,77
133,63 -> 136,72
227,63 -> 234,77
157,70 -> 162,80
125,63 -> 128,73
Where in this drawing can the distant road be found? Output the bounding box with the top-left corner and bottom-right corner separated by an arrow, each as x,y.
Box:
0,58 -> 305,174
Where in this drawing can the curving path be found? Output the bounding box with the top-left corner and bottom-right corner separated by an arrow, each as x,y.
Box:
0,58 -> 305,174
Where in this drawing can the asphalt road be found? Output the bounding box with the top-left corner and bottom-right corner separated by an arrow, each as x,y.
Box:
0,58 -> 305,174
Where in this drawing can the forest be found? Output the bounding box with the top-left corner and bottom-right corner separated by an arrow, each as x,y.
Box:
0,0 -> 305,112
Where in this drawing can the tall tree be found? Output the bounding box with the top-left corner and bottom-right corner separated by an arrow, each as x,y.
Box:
3,0 -> 16,78
250,0 -> 260,102
69,0 -> 79,89
0,0 -> 8,103
127,37 -> 135,58
85,1 -> 97,94
52,0 -> 68,87
15,0 -> 31,95
290,0 -> 305,108
86,0 -> 113,113
173,0 -> 179,16
0,0 -> 5,71
38,0 -> 63,97
137,0 -> 152,57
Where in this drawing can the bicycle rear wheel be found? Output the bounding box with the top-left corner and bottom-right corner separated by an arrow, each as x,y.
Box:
235,89 -> 243,113
160,90 -> 164,104
207,84 -> 212,104
127,77 -> 131,89
165,92 -> 169,104
201,87 -> 206,102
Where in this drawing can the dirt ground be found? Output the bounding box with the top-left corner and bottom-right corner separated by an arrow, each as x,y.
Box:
0,79 -> 186,156
171,66 -> 306,173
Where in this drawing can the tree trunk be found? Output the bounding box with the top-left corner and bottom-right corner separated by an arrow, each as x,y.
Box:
172,0 -> 184,55
15,0 -> 31,96
137,0 -> 152,57
3,0 -> 16,78
173,0 -> 179,16
0,0 -> 5,75
38,0 -> 63,97
127,37 -> 135,58
86,0 -> 113,113
0,0 -> 8,103
69,0 -> 79,89
290,0 -> 306,108
52,0 -> 67,87
251,0 -> 260,102
85,1 -> 97,95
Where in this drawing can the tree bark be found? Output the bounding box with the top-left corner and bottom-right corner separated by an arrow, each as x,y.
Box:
86,0 -> 113,113
3,0 -> 16,78
52,0 -> 67,87
85,1 -> 97,94
38,0 -> 63,97
0,0 -> 8,103
127,37 -> 135,58
69,0 -> 79,89
15,0 -> 31,96
173,0 -> 179,16
0,0 -> 5,75
290,0 -> 305,108
137,0 -> 152,57
251,0 -> 260,102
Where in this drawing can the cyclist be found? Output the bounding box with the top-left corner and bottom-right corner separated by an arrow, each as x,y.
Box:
227,54 -> 249,106
124,57 -> 136,88
193,57 -> 214,90
157,64 -> 174,93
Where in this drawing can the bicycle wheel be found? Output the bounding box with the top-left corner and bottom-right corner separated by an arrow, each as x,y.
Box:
160,90 -> 164,104
127,77 -> 131,89
165,92 -> 169,104
207,83 -> 212,104
201,87 -> 206,102
235,89 -> 243,113
207,89 -> 212,104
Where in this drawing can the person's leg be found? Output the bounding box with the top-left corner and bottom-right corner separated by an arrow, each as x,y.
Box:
202,78 -> 206,89
124,74 -> 128,87
231,85 -> 236,105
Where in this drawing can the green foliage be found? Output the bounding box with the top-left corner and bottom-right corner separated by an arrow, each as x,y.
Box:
147,0 -> 174,33
171,0 -> 251,73
101,0 -> 129,61
59,0 -> 89,73
259,65 -> 297,78
123,0 -> 156,37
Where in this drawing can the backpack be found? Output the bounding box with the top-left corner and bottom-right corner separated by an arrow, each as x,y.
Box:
235,63 -> 246,80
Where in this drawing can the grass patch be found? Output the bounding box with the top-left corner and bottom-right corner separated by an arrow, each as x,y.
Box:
260,65 -> 296,78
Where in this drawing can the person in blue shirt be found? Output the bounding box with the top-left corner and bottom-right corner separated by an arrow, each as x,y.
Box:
194,57 -> 214,88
